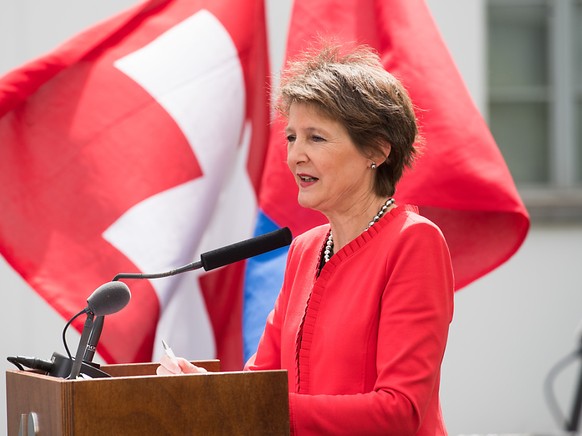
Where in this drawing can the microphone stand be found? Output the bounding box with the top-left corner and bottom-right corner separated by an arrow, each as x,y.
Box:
67,311 -> 95,379
83,315 -> 104,363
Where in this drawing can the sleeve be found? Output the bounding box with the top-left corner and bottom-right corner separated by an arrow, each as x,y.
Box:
244,240 -> 297,371
288,219 -> 454,435
243,304 -> 281,371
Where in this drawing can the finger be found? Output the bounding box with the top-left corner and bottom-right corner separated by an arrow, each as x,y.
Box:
156,365 -> 175,376
159,353 -> 182,374
177,359 -> 208,374
177,358 -> 201,374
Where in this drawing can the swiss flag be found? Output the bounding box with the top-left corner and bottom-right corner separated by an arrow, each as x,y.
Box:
0,0 -> 269,369
243,0 -> 530,358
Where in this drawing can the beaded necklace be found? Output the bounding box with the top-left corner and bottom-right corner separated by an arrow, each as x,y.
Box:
323,197 -> 395,263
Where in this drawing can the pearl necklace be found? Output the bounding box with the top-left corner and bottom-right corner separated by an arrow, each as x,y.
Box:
324,197 -> 395,263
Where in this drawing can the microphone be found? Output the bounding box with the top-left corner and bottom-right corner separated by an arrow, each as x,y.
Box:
68,281 -> 131,379
112,227 -> 293,281
200,227 -> 292,271
86,281 -> 131,316
81,282 -> 130,364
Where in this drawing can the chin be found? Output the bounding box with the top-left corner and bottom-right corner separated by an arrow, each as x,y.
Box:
297,194 -> 318,211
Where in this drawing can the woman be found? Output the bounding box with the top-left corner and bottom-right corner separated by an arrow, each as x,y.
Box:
158,43 -> 454,435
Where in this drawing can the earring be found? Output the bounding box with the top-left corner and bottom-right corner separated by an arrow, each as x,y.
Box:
370,162 -> 377,170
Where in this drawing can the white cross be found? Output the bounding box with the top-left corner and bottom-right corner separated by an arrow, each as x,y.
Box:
103,10 -> 258,361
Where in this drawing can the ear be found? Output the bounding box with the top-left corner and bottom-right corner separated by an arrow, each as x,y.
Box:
370,142 -> 391,165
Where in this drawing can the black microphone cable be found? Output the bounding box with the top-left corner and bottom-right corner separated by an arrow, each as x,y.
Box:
62,308 -> 87,359
543,347 -> 582,431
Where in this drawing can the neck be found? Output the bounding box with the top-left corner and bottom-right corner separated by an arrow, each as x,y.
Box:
327,196 -> 393,252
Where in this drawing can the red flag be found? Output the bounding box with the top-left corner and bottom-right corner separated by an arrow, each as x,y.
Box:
0,0 -> 269,369
260,0 -> 529,290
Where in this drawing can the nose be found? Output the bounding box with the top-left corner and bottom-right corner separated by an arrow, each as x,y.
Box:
287,137 -> 307,167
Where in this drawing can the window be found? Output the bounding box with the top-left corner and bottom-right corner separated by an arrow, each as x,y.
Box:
488,0 -> 582,220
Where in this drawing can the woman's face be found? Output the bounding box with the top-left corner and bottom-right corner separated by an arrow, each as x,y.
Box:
285,102 -> 376,216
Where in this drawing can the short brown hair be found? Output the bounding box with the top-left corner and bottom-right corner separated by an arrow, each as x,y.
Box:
276,42 -> 418,197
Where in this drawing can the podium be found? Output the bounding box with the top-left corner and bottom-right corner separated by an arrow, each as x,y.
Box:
6,361 -> 289,435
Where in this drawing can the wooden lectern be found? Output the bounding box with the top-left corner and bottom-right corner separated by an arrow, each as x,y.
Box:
6,361 -> 289,435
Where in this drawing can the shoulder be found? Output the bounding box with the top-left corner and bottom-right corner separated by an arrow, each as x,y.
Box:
284,224 -> 328,269
381,205 -> 454,291
380,204 -> 448,249
391,205 -> 443,232
290,223 -> 329,251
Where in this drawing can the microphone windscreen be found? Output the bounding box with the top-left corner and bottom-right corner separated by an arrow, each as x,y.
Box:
86,281 -> 131,316
200,227 -> 292,271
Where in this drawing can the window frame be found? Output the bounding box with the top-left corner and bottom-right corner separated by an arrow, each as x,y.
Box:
487,0 -> 582,221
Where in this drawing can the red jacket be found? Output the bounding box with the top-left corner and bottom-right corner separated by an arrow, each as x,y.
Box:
246,205 -> 454,435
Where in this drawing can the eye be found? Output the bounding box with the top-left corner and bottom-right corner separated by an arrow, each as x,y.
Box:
286,134 -> 296,143
311,135 -> 325,143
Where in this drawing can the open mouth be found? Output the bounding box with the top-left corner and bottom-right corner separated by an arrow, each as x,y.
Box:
299,175 -> 318,182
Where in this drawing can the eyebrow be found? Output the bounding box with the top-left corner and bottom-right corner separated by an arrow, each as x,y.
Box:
284,126 -> 326,135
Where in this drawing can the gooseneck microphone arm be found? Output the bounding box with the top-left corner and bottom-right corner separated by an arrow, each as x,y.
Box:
112,260 -> 202,281
111,227 -> 292,282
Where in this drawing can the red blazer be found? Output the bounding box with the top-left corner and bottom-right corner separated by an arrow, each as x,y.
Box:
246,205 -> 454,435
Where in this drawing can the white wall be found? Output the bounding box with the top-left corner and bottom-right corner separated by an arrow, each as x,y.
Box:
443,224 -> 582,434
2,1 -> 582,434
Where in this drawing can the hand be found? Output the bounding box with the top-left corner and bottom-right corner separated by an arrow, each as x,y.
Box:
156,353 -> 208,375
